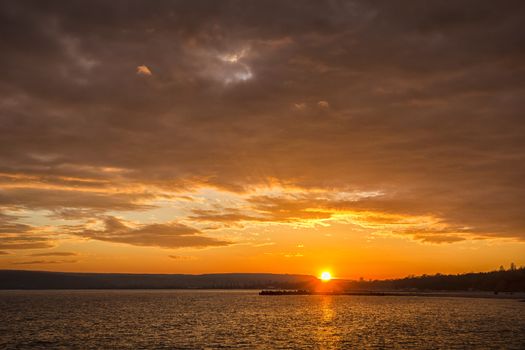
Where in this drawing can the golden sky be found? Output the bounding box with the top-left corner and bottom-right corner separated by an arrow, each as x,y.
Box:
1,1 -> 524,278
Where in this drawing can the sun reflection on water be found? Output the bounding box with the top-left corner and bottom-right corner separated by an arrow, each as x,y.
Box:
315,296 -> 341,349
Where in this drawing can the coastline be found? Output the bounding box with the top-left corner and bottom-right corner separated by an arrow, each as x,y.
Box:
259,290 -> 525,300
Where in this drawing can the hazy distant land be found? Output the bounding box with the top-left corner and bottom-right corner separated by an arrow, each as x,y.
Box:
0,270 -> 316,290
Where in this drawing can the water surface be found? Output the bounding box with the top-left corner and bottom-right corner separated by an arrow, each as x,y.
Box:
1,290 -> 524,349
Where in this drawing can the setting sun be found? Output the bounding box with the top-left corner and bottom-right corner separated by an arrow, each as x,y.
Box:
320,271 -> 332,281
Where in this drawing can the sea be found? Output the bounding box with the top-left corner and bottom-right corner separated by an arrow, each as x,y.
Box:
1,290 -> 524,349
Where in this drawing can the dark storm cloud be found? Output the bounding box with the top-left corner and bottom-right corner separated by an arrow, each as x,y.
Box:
72,216 -> 231,249
0,1 -> 524,242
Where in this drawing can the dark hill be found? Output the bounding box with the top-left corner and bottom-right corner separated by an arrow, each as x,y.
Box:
0,270 -> 317,290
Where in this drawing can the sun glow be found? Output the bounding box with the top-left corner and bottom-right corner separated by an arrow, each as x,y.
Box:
320,271 -> 332,281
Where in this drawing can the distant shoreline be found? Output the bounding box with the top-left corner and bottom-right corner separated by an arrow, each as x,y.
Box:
259,290 -> 525,300
1,269 -> 524,295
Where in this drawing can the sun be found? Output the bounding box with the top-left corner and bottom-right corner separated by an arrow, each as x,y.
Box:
320,271 -> 332,281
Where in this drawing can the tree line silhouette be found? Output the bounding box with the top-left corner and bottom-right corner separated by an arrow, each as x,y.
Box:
347,264 -> 525,293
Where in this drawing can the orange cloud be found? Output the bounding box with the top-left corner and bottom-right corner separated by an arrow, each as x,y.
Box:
70,216 -> 231,249
136,65 -> 152,76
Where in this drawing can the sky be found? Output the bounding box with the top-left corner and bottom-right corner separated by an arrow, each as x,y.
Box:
1,0 -> 524,279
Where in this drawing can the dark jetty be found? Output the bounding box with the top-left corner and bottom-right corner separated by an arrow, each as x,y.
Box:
259,290 -> 311,295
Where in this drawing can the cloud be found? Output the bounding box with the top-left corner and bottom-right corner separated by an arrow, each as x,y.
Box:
0,213 -> 55,250
11,259 -> 78,265
190,196 -> 334,224
168,255 -> 197,260
284,253 -> 304,258
0,0 -> 524,249
0,187 -> 155,213
292,103 -> 307,111
317,101 -> 329,108
30,251 -> 78,257
136,65 -> 152,76
0,241 -> 54,250
412,234 -> 466,244
190,208 -> 270,224
188,191 -> 490,243
72,216 -> 231,249
0,215 -> 32,234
